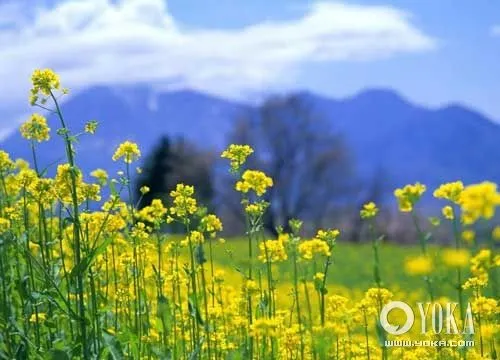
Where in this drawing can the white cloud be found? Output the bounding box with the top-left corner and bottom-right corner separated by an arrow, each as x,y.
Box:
491,25 -> 500,36
0,0 -> 435,132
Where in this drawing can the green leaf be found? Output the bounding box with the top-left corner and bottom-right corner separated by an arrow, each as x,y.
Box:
375,318 -> 387,346
103,331 -> 125,360
195,244 -> 206,265
157,296 -> 173,336
49,349 -> 70,360
188,297 -> 204,326
69,237 -> 112,280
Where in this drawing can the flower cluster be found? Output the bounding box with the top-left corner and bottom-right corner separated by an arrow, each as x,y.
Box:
441,248 -> 469,268
235,170 -> 273,196
298,238 -> 331,260
112,141 -> 141,164
394,182 -> 426,212
360,202 -> 378,219
30,68 -> 62,105
221,144 -> 254,172
404,255 -> 433,276
258,239 -> 287,263
20,114 -> 50,142
169,184 -> 198,218
433,181 -> 463,203
459,181 -> 500,224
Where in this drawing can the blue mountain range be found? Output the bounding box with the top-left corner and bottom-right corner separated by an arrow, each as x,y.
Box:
2,86 -> 499,192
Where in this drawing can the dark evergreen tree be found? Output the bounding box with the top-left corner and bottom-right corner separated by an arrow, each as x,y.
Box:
135,135 -> 214,212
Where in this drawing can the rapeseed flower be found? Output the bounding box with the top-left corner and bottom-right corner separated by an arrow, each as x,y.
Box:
360,202 -> 378,219
84,120 -> 98,134
250,318 -> 280,337
112,141 -> 141,164
471,297 -> 498,319
221,144 -> 254,172
0,218 -> 10,234
404,255 -> 433,276
258,239 -> 287,263
394,182 -> 426,212
298,238 -> 331,260
90,169 -> 108,184
441,205 -> 454,220
492,226 -> 500,241
433,181 -> 463,203
20,113 -> 50,142
459,181 -> 500,224
235,170 -> 273,197
169,184 -> 197,217
441,249 -> 469,268
30,68 -> 62,105
461,229 -> 475,245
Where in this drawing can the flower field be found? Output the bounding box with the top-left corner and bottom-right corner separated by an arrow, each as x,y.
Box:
0,69 -> 499,359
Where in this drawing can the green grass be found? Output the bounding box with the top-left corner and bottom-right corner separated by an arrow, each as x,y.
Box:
209,238 -> 467,299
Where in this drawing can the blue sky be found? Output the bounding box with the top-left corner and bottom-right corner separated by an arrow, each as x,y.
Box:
0,0 -> 499,137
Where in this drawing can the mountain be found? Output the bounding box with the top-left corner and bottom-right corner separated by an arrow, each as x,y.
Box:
2,86 -> 500,193
1,86 -> 249,177
295,89 -> 500,189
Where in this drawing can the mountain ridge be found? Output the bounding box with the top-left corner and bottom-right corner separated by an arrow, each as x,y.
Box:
2,86 -> 499,194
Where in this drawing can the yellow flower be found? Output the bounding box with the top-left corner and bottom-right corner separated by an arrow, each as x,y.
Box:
29,312 -> 47,323
20,113 -> 50,142
139,186 -> 150,195
463,276 -> 488,290
30,68 -> 61,104
471,297 -> 498,319
90,169 -> 108,184
221,144 -> 254,172
433,181 -> 463,203
244,280 -> 259,293
404,255 -> 433,276
84,120 -> 98,134
136,199 -> 167,224
169,184 -> 197,218
394,182 -> 426,212
0,218 -> 10,234
441,249 -> 469,268
54,163 -> 84,204
112,141 -> 141,164
461,229 -> 475,245
258,239 -> 287,263
188,230 -> 204,244
235,170 -> 273,196
492,226 -> 500,241
213,270 -> 225,282
429,217 -> 441,226
298,238 -> 331,260
313,272 -> 325,282
28,177 -> 56,204
245,201 -> 269,217
441,205 -> 454,220
360,202 -> 378,219
363,288 -> 393,307
200,214 -> 223,234
459,182 -> 500,225
470,249 -> 496,280
250,318 -> 280,338
0,151 -> 15,173
315,229 -> 340,244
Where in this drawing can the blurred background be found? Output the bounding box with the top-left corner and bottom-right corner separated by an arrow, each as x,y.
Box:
1,0 -> 499,242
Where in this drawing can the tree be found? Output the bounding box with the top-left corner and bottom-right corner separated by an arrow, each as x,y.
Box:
136,135 -> 214,211
224,94 -> 356,236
